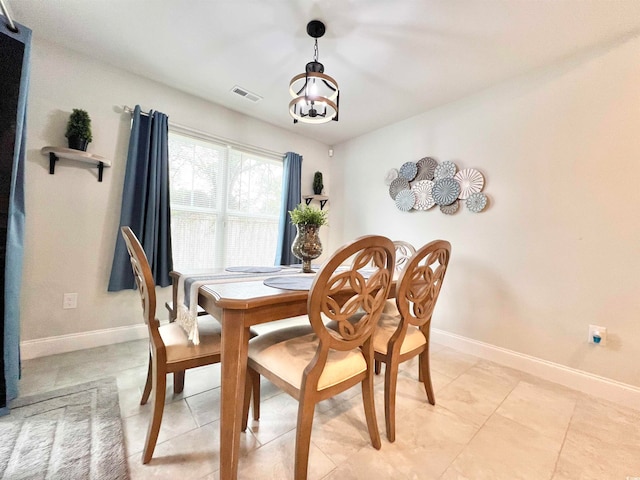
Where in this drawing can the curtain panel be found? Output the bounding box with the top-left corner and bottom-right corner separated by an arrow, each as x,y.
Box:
108,105 -> 173,291
275,152 -> 302,266
0,17 -> 31,416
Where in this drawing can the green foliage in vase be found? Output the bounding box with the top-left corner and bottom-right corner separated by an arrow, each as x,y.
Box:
289,203 -> 328,226
65,108 -> 93,142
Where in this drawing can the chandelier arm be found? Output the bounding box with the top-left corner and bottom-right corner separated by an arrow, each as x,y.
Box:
321,79 -> 337,92
288,96 -> 338,124
295,82 -> 308,96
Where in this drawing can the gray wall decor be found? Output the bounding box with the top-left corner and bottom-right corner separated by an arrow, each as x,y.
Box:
385,157 -> 489,214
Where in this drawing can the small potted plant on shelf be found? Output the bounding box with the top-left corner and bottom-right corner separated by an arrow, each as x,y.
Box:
289,203 -> 328,273
313,171 -> 324,195
65,108 -> 93,151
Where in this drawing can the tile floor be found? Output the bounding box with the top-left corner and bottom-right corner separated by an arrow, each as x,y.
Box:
19,335 -> 640,480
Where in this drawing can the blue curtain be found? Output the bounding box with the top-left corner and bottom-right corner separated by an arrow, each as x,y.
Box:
275,152 -> 302,265
108,105 -> 173,291
0,17 -> 31,416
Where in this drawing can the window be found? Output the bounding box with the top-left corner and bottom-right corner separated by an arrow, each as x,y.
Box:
168,131 -> 283,271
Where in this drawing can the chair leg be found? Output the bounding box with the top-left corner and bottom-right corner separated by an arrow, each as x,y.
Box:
419,351 -> 435,405
142,364 -> 166,464
140,352 -> 152,405
374,359 -> 381,375
294,392 -> 317,480
384,359 -> 400,442
362,369 -> 382,450
242,368 -> 259,431
173,370 -> 185,394
251,369 -> 261,421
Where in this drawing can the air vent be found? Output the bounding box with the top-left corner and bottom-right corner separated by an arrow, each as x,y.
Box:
230,85 -> 262,103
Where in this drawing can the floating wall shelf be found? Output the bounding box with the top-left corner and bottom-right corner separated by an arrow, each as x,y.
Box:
41,146 -> 111,182
302,194 -> 329,210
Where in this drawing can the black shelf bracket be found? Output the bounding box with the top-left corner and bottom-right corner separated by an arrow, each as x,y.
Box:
302,195 -> 329,210
48,151 -> 105,182
49,152 -> 58,175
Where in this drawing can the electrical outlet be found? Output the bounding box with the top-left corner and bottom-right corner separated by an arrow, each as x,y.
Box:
588,324 -> 607,346
63,293 -> 78,309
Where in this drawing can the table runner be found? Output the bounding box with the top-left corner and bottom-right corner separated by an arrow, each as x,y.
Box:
176,267 -> 302,344
225,266 -> 283,273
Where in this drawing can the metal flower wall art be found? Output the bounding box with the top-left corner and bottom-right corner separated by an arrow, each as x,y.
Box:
385,157 -> 489,214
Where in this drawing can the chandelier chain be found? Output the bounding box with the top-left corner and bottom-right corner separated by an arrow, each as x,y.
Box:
313,39 -> 318,62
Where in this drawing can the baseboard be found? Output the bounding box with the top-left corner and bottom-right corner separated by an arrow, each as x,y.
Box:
431,328 -> 640,411
20,324 -> 148,360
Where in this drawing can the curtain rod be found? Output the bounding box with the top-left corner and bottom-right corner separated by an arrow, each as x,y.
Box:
0,0 -> 18,32
122,105 -> 284,159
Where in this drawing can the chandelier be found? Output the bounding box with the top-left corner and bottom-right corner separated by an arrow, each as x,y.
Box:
289,20 -> 339,124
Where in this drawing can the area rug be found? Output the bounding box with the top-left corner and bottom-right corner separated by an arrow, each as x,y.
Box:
0,377 -> 129,479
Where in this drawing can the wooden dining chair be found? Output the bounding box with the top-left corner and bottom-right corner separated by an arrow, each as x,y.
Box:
373,239 -> 451,442
121,226 -> 259,464
241,235 -> 395,480
392,240 -> 416,273
374,240 -> 416,375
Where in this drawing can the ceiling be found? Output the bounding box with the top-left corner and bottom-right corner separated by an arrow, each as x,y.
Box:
7,0 -> 640,146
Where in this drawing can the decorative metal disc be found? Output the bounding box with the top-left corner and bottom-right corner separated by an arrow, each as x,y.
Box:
384,168 -> 398,186
466,192 -> 488,212
398,162 -> 418,181
432,177 -> 461,206
413,169 -> 434,182
395,189 -> 416,212
434,160 -> 457,180
411,180 -> 435,210
454,168 -> 484,199
389,177 -> 410,200
440,201 -> 459,215
416,157 -> 437,180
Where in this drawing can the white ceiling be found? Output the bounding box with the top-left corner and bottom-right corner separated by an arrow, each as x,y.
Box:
7,0 -> 640,146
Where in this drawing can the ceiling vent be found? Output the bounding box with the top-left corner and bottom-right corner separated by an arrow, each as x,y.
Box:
230,85 -> 262,103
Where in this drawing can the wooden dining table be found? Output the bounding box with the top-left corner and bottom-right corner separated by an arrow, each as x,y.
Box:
170,270 -> 396,480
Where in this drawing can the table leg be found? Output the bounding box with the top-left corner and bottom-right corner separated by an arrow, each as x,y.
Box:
219,309 -> 249,480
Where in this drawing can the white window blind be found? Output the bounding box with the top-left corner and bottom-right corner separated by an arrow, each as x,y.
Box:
168,131 -> 283,271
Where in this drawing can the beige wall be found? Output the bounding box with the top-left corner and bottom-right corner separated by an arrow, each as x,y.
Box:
330,34 -> 640,387
22,39 -> 332,342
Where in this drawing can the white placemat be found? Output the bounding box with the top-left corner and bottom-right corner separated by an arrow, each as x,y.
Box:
263,275 -> 316,291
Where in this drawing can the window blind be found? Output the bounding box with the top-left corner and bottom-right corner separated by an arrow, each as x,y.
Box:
168,131 -> 283,271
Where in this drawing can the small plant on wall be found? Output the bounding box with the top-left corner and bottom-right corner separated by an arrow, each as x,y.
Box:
65,108 -> 93,151
313,171 -> 324,195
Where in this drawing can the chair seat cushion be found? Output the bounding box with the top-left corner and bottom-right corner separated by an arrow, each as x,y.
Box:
159,315 -> 222,364
248,324 -> 367,391
382,298 -> 399,316
373,313 -> 426,356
